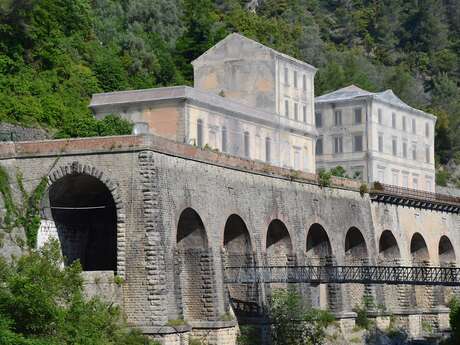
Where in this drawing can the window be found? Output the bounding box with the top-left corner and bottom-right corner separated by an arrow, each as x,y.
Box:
392,171 -> 399,186
425,123 -> 430,137
197,119 -> 203,147
378,134 -> 384,153
425,146 -> 430,163
302,74 -> 307,90
244,131 -> 250,158
284,99 -> 289,117
378,109 -> 383,124
265,137 -> 271,162
412,143 -> 417,160
294,103 -> 299,121
392,137 -> 397,156
293,71 -> 298,88
402,141 -> 408,158
354,108 -> 362,124
352,167 -> 364,180
221,126 -> 227,153
303,105 -> 307,123
402,174 -> 409,188
378,169 -> 385,183
315,112 -> 322,128
412,118 -> 416,134
334,136 -> 343,154
402,116 -> 407,131
392,113 -> 396,129
426,177 -> 432,192
334,110 -> 342,126
294,148 -> 301,170
413,177 -> 418,190
316,138 -> 323,155
284,67 -> 289,85
353,135 -> 363,152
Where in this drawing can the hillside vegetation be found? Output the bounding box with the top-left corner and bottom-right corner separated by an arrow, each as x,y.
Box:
0,0 -> 459,182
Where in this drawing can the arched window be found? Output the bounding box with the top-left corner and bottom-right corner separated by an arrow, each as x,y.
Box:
244,131 -> 250,158
196,119 -> 203,147
265,137 -> 271,163
222,126 -> 227,153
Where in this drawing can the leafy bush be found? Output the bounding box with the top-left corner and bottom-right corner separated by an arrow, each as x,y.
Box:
0,241 -> 155,345
359,183 -> 368,196
318,170 -> 332,187
268,289 -> 334,345
237,325 -> 261,345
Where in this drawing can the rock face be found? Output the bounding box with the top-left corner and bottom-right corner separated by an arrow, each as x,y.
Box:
0,122 -> 49,142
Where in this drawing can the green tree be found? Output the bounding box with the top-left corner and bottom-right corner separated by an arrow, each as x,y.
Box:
0,241 -> 155,344
268,289 -> 334,345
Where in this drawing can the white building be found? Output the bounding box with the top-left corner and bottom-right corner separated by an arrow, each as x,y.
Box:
315,85 -> 436,191
90,33 -> 318,173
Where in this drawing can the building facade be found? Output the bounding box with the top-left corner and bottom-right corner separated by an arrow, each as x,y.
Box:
90,34 -> 318,173
315,85 -> 436,191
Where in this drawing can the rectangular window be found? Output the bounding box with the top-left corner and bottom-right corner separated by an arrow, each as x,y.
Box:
378,109 -> 383,124
334,136 -> 343,154
334,110 -> 342,126
294,148 -> 301,170
413,177 -> 418,190
302,74 -> 307,90
392,113 -> 397,129
293,71 -> 298,88
353,135 -> 363,152
378,169 -> 385,183
244,131 -> 250,158
426,178 -> 432,192
403,141 -> 408,158
425,122 -> 430,137
285,99 -> 289,117
316,138 -> 323,155
284,67 -> 289,85
412,118 -> 416,134
425,146 -> 430,163
303,105 -> 307,123
412,143 -> 417,160
265,137 -> 271,162
392,171 -> 399,186
378,134 -> 384,153
354,108 -> 362,124
392,137 -> 397,156
221,126 -> 227,153
197,119 -> 203,147
402,174 -> 408,188
402,116 -> 407,131
294,103 -> 299,121
315,112 -> 322,128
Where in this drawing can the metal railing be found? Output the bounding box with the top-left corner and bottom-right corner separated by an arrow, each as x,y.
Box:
224,265 -> 460,286
370,183 -> 460,206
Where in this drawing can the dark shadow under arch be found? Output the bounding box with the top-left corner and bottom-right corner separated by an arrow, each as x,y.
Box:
345,227 -> 368,262
439,235 -> 456,266
177,208 -> 208,250
46,173 -> 117,271
306,223 -> 332,259
410,233 -> 430,264
379,230 -> 401,261
266,219 -> 293,257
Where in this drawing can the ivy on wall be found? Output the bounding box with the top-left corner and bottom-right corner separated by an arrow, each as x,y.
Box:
0,158 -> 59,248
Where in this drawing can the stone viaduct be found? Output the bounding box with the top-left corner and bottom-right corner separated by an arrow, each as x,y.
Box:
0,134 -> 459,344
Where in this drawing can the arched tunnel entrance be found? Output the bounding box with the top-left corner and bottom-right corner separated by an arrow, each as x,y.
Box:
42,174 -> 117,271
438,235 -> 457,305
410,233 -> 432,310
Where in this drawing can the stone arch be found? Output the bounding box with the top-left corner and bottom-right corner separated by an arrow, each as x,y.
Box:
39,161 -> 125,276
223,214 -> 258,316
439,235 -> 456,266
378,230 -> 403,312
266,219 -> 293,266
410,233 -> 431,310
345,227 -> 368,264
177,207 -> 208,250
344,227 -> 369,309
438,235 -> 457,306
175,207 -> 215,321
306,223 -> 336,310
410,232 -> 430,265
306,223 -> 332,263
378,230 -> 400,263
